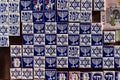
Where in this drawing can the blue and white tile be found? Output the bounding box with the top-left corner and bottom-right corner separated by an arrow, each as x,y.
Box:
9,25 -> 20,36
91,46 -> 103,57
81,0 -> 92,11
0,25 -> 9,36
94,0 -> 104,11
104,31 -> 116,43
10,45 -> 22,57
44,0 -> 56,10
68,23 -> 80,34
34,56 -> 45,68
34,68 -> 45,79
92,34 -> 103,46
34,34 -> 45,45
57,57 -> 68,68
20,0 -> 32,10
45,22 -> 57,34
34,45 -> 45,56
32,0 -> 44,11
114,46 -> 120,57
57,0 -> 68,10
92,72 -> 103,80
81,11 -> 92,22
21,11 -> 32,23
57,71 -> 68,80
22,34 -> 34,45
91,58 -> 102,68
114,57 -> 120,69
10,68 -> 21,79
22,68 -> 33,79
45,34 -> 56,45
68,46 -> 79,57
0,2 -> 8,13
11,57 -> 22,68
80,23 -> 91,34
68,34 -> 79,46
80,72 -> 92,80
57,34 -> 68,45
57,46 -> 68,57
22,23 -> 33,34
115,71 -> 120,80
69,71 -> 80,80
91,23 -> 102,34
45,45 -> 56,56
0,36 -> 9,47
9,2 -> 19,13
9,13 -> 20,25
104,71 -> 115,80
57,22 -> 68,34
80,46 -> 91,57
68,57 -> 79,68
69,0 -> 80,10
57,10 -> 68,22
34,23 -> 45,34
103,57 -> 114,69
103,46 -> 114,57
45,57 -> 56,68
0,14 -> 8,24
45,69 -> 56,80
32,11 -> 44,23
69,10 -> 80,22
80,34 -> 91,46
22,57 -> 34,68
44,10 -> 56,22
22,45 -> 34,56
80,57 -> 91,68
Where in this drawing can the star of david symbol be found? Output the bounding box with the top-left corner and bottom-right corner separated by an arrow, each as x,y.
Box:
70,0 -> 80,9
104,58 -> 113,68
11,69 -> 21,79
0,25 -> 7,35
35,69 -> 44,78
12,46 -> 21,55
81,35 -> 91,45
35,35 -> 44,44
104,33 -> 114,42
46,46 -> 55,55
23,24 -> 32,33
95,0 -> 104,9
92,47 -> 102,56
24,46 -> 33,55
82,0 -> 91,10
69,23 -> 79,33
58,58 -> 67,67
92,24 -> 101,33
80,58 -> 90,67
58,35 -> 67,45
46,23 -> 55,32
23,70 -> 32,79
35,57 -> 44,66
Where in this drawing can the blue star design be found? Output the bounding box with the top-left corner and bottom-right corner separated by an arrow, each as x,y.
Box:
46,46 -> 55,56
0,25 -> 8,35
92,47 -> 102,56
35,35 -> 44,44
58,35 -> 67,45
69,23 -> 79,33
70,0 -> 80,9
23,24 -> 32,33
92,24 -> 101,33
46,23 -> 56,32
35,69 -> 44,78
80,58 -> 90,67
81,35 -> 91,45
35,57 -> 44,66
0,37 -> 8,46
11,69 -> 21,79
81,12 -> 91,22
95,0 -> 104,10
82,0 -> 91,10
24,46 -> 33,55
104,33 -> 115,42
23,69 -> 32,79
58,58 -> 67,67
12,46 -> 21,55
104,58 -> 114,68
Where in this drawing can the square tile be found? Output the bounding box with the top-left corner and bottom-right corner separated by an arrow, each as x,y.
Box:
57,34 -> 68,45
103,57 -> 114,69
22,57 -> 34,68
103,46 -> 114,57
45,57 -> 56,68
80,57 -> 91,68
45,69 -> 56,80
69,0 -> 80,10
0,25 -> 9,36
34,56 -> 45,68
80,34 -> 91,46
57,71 -> 68,80
0,36 -> 9,47
81,0 -> 92,11
0,2 -> 8,13
9,25 -> 20,36
81,11 -> 92,22
32,0 -> 44,11
0,14 -> 8,24
9,2 -> 19,13
114,46 -> 120,57
114,57 -> 120,68
33,11 -> 44,23
10,68 -> 21,79
104,71 -> 115,80
9,13 -> 20,25
57,46 -> 68,57
34,45 -> 45,56
11,57 -> 22,68
92,72 -> 103,80
44,0 -> 56,10
80,72 -> 92,80
57,57 -> 68,68
68,34 -> 79,46
94,0 -> 104,11
68,46 -> 79,57
68,57 -> 79,68
91,23 -> 102,34
34,68 -> 45,79
57,22 -> 68,34
45,34 -> 56,45
57,0 -> 68,10
23,45 -> 34,56
91,58 -> 102,68
22,23 -> 33,34
91,46 -> 103,57
80,46 -> 91,57
115,71 -> 120,80
80,23 -> 91,34
45,45 -> 56,56
69,23 -> 80,34
69,10 -> 80,22
22,68 -> 33,79
104,31 -> 116,43
57,10 -> 68,22
34,34 -> 45,45
20,0 -> 32,10
69,71 -> 80,80
34,23 -> 45,34
22,34 -> 34,45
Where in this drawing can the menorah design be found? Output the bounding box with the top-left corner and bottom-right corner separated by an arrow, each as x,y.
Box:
92,59 -> 102,68
115,58 -> 120,67
58,0 -> 67,9
21,1 -> 31,10
57,47 -> 67,56
46,35 -> 55,44
103,48 -> 113,56
69,47 -> 78,56
69,36 -> 79,45
0,15 -> 7,23
81,47 -> 90,56
57,24 -> 67,33
70,12 -> 79,21
23,35 -> 33,44
0,3 -> 7,12
92,36 -> 102,44
93,75 -> 102,80
81,12 -> 91,21
58,11 -> 68,20
46,58 -> 56,67
45,11 -> 55,21
34,46 -> 44,55
46,71 -> 55,80
22,12 -> 31,22
9,3 -> 18,12
9,26 -> 19,35
0,37 -> 8,46
34,24 -> 44,33
81,25 -> 90,33
9,14 -> 19,24
105,74 -> 113,80
69,58 -> 79,67
33,12 -> 43,21
23,58 -> 33,67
